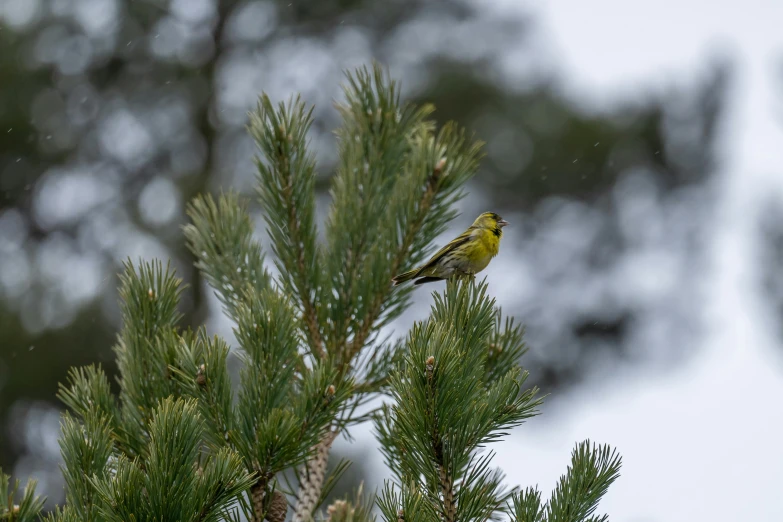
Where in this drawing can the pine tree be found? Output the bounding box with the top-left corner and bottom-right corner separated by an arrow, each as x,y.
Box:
1,63 -> 621,522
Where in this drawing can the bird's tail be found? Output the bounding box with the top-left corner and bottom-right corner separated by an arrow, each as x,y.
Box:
391,268 -> 419,286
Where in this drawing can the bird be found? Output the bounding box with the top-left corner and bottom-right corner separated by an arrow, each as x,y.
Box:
392,212 -> 509,286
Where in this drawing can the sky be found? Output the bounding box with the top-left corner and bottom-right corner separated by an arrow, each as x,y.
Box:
495,1 -> 783,519
340,1 -> 783,521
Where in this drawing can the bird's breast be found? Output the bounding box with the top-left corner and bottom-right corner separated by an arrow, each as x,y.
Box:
480,229 -> 500,257
458,230 -> 498,273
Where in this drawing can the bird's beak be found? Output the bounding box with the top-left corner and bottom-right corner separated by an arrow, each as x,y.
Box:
498,219 -> 509,228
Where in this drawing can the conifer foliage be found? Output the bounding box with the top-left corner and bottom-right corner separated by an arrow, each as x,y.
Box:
0,471 -> 45,522
1,63 -> 621,522
374,280 -> 621,522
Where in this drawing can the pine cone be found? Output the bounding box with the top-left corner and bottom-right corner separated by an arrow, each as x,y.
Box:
196,363 -> 206,386
266,490 -> 288,522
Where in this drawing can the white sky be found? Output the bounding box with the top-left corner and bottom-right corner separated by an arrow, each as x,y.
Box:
497,1 -> 783,520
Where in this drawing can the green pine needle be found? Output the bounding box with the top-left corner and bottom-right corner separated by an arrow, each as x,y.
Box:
169,330 -> 235,451
57,410 -> 113,520
184,192 -> 271,320
249,93 -> 324,357
90,398 -> 255,522
114,259 -> 186,457
375,279 -> 542,522
511,487 -> 544,522
0,469 -> 46,522
56,364 -> 117,425
543,441 -> 622,522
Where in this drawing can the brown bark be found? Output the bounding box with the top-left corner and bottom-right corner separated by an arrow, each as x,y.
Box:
439,465 -> 456,522
250,480 -> 267,522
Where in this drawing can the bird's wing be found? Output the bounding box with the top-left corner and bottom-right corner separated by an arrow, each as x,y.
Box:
415,228 -> 475,275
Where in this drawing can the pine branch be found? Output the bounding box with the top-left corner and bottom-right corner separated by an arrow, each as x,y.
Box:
425,347 -> 455,522
345,122 -> 484,363
170,329 -> 235,451
233,287 -> 307,470
0,470 -> 45,522
484,312 -> 530,388
184,192 -> 271,320
438,464 -> 456,522
239,63 -> 483,519
344,146 -> 442,363
511,488 -> 544,522
287,363 -> 354,521
292,429 -> 338,522
543,441 -> 622,522
250,94 -> 324,358
225,285 -> 350,520
376,482 -> 440,522
89,398 -> 255,522
375,279 -> 542,522
57,364 -> 119,437
57,410 -> 113,521
113,259 -> 185,457
323,63 -> 434,355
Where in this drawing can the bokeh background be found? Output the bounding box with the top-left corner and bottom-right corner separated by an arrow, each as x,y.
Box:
1,0 -> 782,520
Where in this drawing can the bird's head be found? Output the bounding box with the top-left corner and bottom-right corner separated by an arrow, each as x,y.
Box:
473,212 -> 509,235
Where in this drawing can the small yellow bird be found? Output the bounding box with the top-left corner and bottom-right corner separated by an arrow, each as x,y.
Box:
392,212 -> 509,286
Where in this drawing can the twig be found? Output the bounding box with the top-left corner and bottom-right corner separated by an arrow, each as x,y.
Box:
346,159 -> 443,361
439,465 -> 456,522
278,152 -> 325,359
292,430 -> 339,522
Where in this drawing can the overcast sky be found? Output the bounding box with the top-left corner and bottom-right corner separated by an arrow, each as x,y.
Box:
494,2 -> 783,520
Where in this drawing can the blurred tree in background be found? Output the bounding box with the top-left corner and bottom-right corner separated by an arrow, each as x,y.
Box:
0,0 -> 726,504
